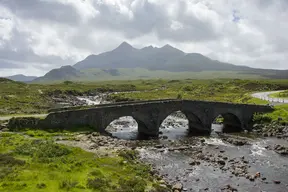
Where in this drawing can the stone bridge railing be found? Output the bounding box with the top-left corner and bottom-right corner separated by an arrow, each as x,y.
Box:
40,99 -> 274,136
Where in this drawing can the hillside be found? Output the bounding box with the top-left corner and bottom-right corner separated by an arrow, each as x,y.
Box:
5,74 -> 37,82
32,65 -> 83,83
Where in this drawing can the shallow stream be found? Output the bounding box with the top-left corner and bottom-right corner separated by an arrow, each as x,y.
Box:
107,116 -> 288,192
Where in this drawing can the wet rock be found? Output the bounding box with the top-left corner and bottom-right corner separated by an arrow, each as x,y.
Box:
162,136 -> 168,140
255,172 -> 261,178
1,128 -> 9,132
221,184 -> 238,192
266,144 -> 288,155
189,161 -> 201,166
248,175 -> 255,181
274,145 -> 288,155
172,182 -> 183,191
218,160 -> 226,166
155,144 -> 165,149
224,137 -> 248,146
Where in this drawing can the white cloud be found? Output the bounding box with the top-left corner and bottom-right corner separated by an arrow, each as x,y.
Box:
0,0 -> 287,76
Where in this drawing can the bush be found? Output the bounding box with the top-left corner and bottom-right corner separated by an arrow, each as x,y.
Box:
117,177 -> 147,192
86,177 -> 110,190
253,114 -> 272,124
0,154 -> 25,179
0,153 -> 26,166
59,179 -> 78,190
151,183 -> 171,192
36,183 -> 47,189
14,140 -> 71,162
182,86 -> 193,92
8,117 -> 40,131
118,150 -> 139,161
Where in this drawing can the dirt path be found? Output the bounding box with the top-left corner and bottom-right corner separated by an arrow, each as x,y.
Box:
251,90 -> 288,105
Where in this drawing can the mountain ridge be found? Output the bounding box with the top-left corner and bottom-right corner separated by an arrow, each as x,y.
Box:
30,42 -> 288,82
32,65 -> 83,83
73,42 -> 255,72
5,74 -> 38,82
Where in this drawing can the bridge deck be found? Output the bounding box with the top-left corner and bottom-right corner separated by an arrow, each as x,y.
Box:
48,99 -> 273,113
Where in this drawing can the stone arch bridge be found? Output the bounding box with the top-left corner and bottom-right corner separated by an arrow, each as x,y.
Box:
42,99 -> 273,136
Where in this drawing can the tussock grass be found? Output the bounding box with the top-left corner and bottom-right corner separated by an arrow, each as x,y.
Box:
0,133 -> 165,192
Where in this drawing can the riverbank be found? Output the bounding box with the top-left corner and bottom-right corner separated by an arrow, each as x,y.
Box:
0,132 -> 170,192
1,111 -> 288,192
1,78 -> 288,191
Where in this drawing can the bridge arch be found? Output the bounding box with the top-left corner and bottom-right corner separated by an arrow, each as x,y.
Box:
158,110 -> 208,136
105,116 -> 138,139
212,112 -> 242,133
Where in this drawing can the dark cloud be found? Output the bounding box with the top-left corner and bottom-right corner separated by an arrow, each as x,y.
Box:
0,29 -> 73,66
0,59 -> 22,68
0,0 -> 288,76
1,0 -> 80,25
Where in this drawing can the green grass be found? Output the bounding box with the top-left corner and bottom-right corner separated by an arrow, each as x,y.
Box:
269,90 -> 288,98
254,104 -> 288,124
108,79 -> 287,104
0,133 -> 165,192
79,68 -> 265,81
0,78 -> 156,115
1,78 -> 288,124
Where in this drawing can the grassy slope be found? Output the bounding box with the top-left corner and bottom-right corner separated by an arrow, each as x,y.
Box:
0,79 -> 154,115
80,68 -> 264,81
269,90 -> 288,98
0,132 -> 163,192
107,79 -> 288,123
108,79 -> 288,104
1,78 -> 288,123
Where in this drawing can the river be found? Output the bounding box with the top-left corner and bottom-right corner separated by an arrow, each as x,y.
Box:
106,115 -> 288,192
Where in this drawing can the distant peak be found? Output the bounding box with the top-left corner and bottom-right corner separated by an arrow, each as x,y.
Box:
60,65 -> 74,69
141,45 -> 155,50
160,44 -> 184,54
117,41 -> 133,49
162,44 -> 174,49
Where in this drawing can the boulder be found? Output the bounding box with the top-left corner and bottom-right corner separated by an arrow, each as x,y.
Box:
172,182 -> 183,191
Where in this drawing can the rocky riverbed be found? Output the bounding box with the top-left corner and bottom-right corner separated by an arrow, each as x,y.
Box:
50,93 -> 110,108
53,113 -> 288,192
1,93 -> 288,192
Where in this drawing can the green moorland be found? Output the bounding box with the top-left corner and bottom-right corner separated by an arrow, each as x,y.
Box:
269,90 -> 288,98
1,78 -> 288,191
0,132 -> 167,192
1,77 -> 288,123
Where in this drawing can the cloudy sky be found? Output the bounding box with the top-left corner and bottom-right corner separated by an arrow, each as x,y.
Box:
0,0 -> 287,76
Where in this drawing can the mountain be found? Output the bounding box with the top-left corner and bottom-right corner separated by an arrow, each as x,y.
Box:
32,65 -> 83,83
73,42 -> 251,72
5,74 -> 38,82
74,42 -> 185,70
30,42 -> 288,83
73,42 -> 288,79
